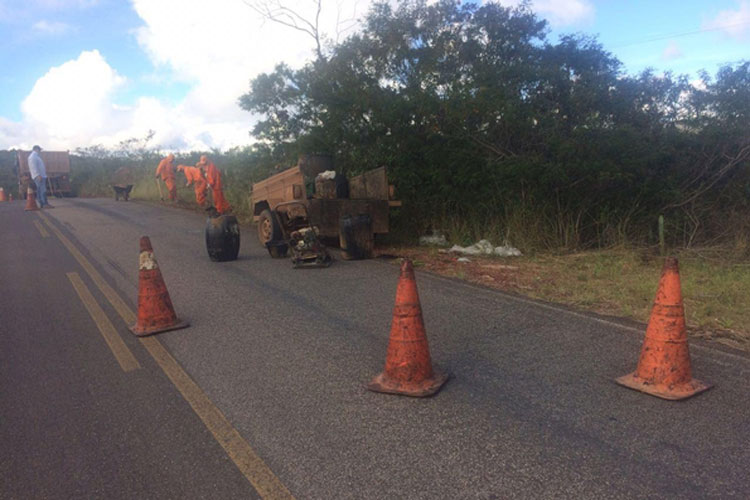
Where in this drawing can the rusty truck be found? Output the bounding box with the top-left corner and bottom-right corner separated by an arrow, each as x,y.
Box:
15,150 -> 72,198
251,154 -> 401,257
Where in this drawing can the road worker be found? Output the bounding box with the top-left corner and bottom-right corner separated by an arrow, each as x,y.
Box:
197,155 -> 231,214
177,164 -> 208,207
155,153 -> 177,201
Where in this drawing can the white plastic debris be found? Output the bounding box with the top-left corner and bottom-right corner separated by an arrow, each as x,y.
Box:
419,232 -> 449,247
448,239 -> 493,255
448,239 -> 522,257
494,245 -> 522,257
316,170 -> 337,181
457,257 -> 471,263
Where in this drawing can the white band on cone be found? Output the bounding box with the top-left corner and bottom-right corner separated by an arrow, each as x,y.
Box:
139,251 -> 159,270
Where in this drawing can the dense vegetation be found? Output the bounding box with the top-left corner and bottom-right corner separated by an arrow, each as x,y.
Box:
239,0 -> 750,251
3,0 -> 747,254
65,135 -> 277,216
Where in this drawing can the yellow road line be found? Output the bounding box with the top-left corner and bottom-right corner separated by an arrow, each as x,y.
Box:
38,212 -> 136,324
33,219 -> 50,238
67,272 -> 141,372
40,211 -> 294,500
139,336 -> 294,499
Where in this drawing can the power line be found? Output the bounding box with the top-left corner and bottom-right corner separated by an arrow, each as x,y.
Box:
610,19 -> 750,48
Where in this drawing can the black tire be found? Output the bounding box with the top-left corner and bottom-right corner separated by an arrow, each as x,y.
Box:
267,242 -> 288,258
206,215 -> 241,262
339,214 -> 374,260
257,209 -> 282,246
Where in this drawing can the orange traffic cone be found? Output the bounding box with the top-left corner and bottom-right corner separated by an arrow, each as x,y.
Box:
0,187 -> 6,202
130,236 -> 189,336
24,186 -> 39,211
616,257 -> 712,400
367,259 -> 449,397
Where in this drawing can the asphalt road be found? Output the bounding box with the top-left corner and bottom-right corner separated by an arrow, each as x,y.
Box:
2,197 -> 749,499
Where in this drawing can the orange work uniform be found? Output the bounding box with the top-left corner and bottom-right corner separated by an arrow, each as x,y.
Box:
200,158 -> 231,214
155,155 -> 177,201
178,165 -> 208,206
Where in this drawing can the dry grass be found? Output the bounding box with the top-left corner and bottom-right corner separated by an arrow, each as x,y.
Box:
376,245 -> 750,351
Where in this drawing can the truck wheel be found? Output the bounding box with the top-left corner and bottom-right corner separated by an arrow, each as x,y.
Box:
257,209 -> 282,245
267,243 -> 288,258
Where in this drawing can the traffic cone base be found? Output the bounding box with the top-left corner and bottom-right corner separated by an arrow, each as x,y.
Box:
368,370 -> 449,397
130,319 -> 189,337
615,372 -> 711,401
130,236 -> 189,337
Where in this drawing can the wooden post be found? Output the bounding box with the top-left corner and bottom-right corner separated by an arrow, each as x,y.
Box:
658,215 -> 665,256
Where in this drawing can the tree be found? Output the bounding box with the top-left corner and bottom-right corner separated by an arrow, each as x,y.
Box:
239,0 -> 750,249
244,0 -> 362,61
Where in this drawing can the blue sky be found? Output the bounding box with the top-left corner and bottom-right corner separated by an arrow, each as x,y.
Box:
0,1 -> 189,121
0,0 -> 748,151
560,0 -> 750,78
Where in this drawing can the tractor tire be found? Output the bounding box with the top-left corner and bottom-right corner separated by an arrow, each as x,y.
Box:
267,242 -> 288,258
257,209 -> 282,246
258,209 -> 288,258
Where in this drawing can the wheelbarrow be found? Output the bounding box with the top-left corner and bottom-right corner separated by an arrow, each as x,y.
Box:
268,201 -> 332,268
113,184 -> 133,201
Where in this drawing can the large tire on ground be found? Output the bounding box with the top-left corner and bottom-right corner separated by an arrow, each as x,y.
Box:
206,215 -> 240,262
339,214 -> 374,260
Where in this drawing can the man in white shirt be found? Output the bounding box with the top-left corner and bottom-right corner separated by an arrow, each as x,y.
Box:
28,145 -> 52,208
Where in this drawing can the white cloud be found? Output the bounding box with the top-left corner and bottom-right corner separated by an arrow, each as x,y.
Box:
131,0 -> 348,82
534,0 -> 594,26
494,0 -> 594,27
690,78 -> 707,91
123,0 -> 376,150
7,1 -> 369,151
12,0 -> 589,152
32,20 -> 74,35
661,41 -> 683,61
21,50 -> 126,149
704,1 -> 750,40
